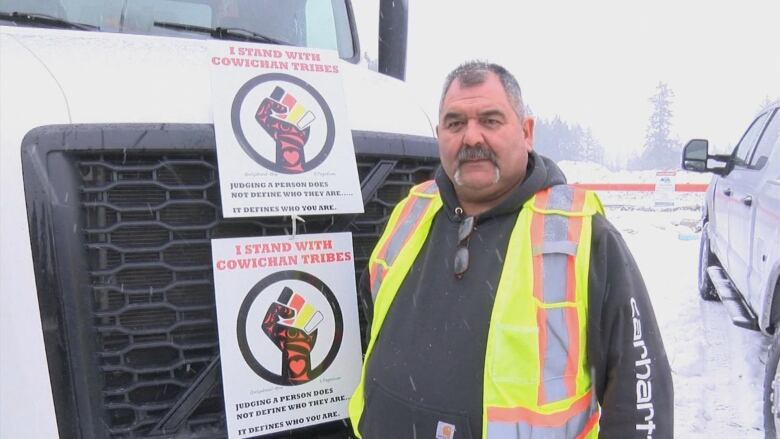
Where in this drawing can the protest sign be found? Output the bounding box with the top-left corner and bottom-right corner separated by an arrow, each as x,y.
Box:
211,42 -> 363,218
211,233 -> 361,437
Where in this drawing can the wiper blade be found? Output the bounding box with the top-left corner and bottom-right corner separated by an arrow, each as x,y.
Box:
0,12 -> 99,31
153,21 -> 288,45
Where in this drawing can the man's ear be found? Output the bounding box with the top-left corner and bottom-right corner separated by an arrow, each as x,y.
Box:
435,124 -> 440,138
522,116 -> 535,151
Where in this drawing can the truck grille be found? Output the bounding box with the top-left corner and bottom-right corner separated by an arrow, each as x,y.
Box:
22,125 -> 438,439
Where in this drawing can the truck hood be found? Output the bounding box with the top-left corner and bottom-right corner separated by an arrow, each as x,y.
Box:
1,26 -> 434,137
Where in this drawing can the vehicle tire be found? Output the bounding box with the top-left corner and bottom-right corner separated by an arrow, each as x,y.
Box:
698,222 -> 720,301
765,332 -> 780,438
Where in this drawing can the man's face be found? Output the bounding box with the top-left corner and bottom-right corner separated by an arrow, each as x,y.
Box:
437,73 -> 534,207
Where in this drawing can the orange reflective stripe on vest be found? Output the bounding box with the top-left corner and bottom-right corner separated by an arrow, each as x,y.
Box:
368,180 -> 439,301
531,185 -> 587,405
487,390 -> 599,438
483,185 -> 602,438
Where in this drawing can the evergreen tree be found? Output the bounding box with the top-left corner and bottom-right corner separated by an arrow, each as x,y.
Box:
582,128 -> 604,163
533,116 -> 605,164
532,115 -> 557,160
636,82 -> 680,169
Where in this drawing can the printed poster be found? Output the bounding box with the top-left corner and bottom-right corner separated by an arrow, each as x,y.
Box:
211,41 -> 363,218
211,232 -> 362,438
654,170 -> 676,207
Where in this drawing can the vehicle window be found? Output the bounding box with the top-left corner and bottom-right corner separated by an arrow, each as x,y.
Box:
1,0 -> 356,59
1,0 -> 66,18
122,0 -> 212,33
748,109 -> 780,170
305,0 -> 354,58
733,111 -> 771,167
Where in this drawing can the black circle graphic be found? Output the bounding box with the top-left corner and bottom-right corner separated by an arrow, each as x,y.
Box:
236,270 -> 344,386
231,73 -> 336,174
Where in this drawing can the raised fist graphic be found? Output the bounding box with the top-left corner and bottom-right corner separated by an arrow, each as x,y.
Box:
261,286 -> 324,384
255,86 -> 316,173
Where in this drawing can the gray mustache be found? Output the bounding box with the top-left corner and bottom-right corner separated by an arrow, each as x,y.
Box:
456,147 -> 497,166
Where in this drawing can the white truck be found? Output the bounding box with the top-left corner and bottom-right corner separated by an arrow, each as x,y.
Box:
682,99 -> 780,437
0,1 -> 438,438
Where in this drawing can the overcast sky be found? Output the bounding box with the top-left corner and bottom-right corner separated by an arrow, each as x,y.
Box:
402,0 -> 780,163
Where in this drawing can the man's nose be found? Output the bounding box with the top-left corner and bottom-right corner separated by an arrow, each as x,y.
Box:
462,119 -> 484,147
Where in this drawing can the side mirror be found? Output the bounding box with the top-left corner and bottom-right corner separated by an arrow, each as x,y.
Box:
681,139 -> 709,172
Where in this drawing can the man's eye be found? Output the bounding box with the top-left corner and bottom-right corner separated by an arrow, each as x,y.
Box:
482,119 -> 501,127
447,120 -> 464,130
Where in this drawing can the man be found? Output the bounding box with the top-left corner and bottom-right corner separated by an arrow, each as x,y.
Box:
349,61 -> 673,438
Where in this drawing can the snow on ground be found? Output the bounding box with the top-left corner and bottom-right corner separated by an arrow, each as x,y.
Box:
569,161 -> 768,438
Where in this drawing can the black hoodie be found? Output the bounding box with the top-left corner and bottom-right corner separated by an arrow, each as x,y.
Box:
356,152 -> 673,439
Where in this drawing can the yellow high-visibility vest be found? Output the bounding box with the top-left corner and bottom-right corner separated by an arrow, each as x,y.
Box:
350,181 -> 605,438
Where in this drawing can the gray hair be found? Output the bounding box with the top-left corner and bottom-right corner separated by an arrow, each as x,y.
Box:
439,61 -> 525,118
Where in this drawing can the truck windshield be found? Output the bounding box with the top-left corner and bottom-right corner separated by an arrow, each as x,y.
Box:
0,0 -> 356,59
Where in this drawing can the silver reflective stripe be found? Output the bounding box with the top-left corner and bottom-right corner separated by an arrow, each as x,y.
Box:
486,422 -> 520,438
382,196 -> 432,265
541,308 -> 570,403
539,185 -> 577,404
543,214 -> 568,245
419,182 -> 439,195
541,253 -> 567,303
486,393 -> 598,438
547,185 -> 575,211
532,241 -> 578,256
540,186 -> 574,304
370,182 -> 439,300
540,216 -> 568,302
371,266 -> 385,302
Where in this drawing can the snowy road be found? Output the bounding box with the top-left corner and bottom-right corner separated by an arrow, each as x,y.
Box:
606,204 -> 768,438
